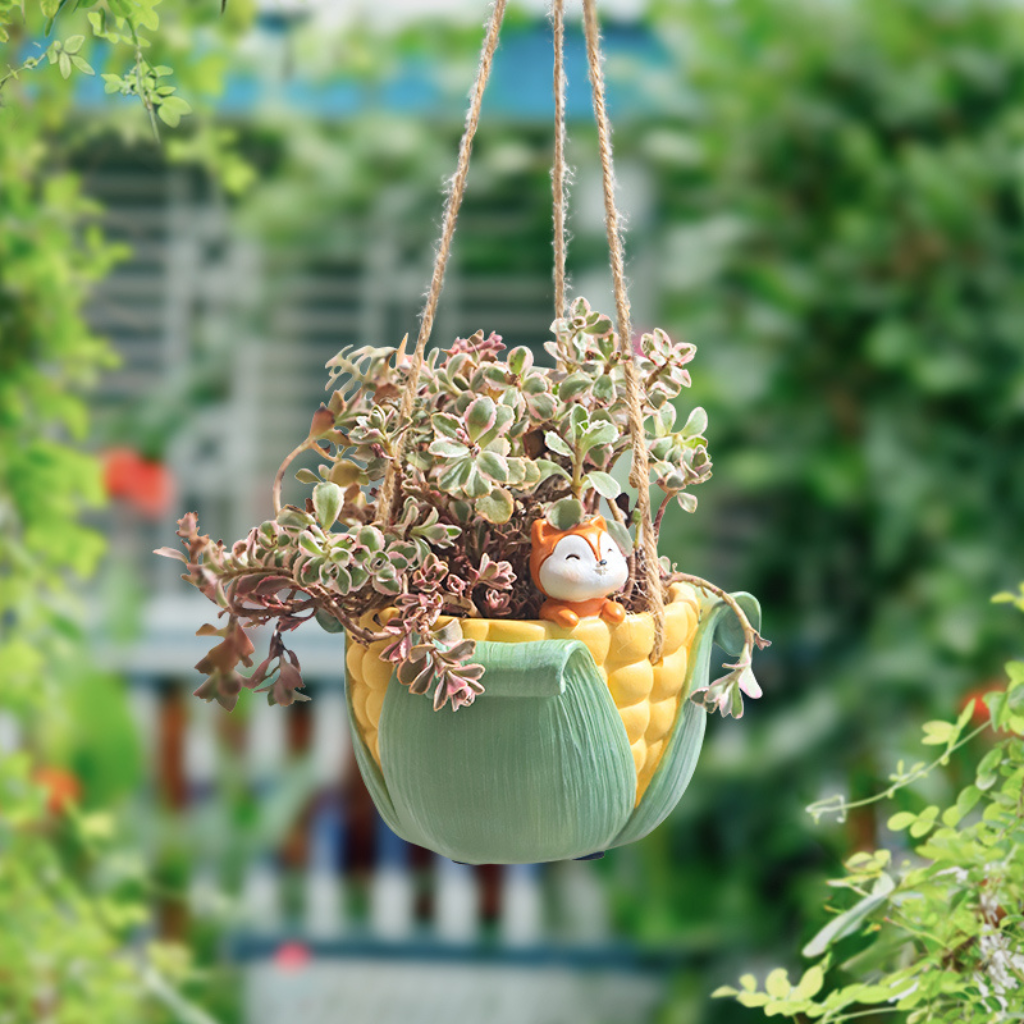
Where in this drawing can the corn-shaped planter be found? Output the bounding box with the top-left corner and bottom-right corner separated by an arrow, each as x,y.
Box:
346,583 -> 760,864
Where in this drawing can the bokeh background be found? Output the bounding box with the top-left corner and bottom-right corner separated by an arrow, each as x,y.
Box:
3,0 -> 1023,1021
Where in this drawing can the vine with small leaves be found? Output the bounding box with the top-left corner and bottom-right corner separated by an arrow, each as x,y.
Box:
716,588 -> 1024,1023
1,1 -> 196,138
0,1 -> 251,1019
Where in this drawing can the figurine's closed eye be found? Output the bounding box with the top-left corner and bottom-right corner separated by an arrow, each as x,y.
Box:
565,554 -> 580,561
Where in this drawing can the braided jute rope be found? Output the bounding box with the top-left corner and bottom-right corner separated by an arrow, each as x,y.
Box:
581,0 -> 666,662
375,0 -> 508,526
551,0 -> 569,319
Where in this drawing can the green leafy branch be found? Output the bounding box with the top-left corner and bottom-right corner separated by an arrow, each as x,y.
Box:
806,700 -> 990,825
89,4 -> 191,138
0,2 -> 192,138
0,34 -> 93,92
717,594 -> 1024,1023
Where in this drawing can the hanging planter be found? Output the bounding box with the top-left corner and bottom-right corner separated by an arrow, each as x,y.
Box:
348,584 -> 760,864
158,0 -> 768,865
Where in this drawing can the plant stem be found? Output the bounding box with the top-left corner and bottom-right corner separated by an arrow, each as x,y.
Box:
128,22 -> 160,142
272,439 -> 314,514
809,721 -> 990,818
571,450 -> 583,501
669,571 -> 769,655
0,57 -> 40,92
653,491 -> 672,544
827,1009 -> 903,1023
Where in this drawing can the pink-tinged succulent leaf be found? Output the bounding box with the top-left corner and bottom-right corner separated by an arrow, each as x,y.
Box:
246,655 -> 275,690
471,553 -> 514,591
448,330 -> 504,361
193,671 -> 243,712
154,546 -> 187,563
270,659 -> 305,707
381,629 -> 415,665
481,590 -> 511,616
406,661 -> 435,696
308,403 -> 335,439
737,665 -> 763,699
443,640 -> 476,663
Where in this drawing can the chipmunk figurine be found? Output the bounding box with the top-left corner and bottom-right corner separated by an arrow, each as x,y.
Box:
530,515 -> 629,628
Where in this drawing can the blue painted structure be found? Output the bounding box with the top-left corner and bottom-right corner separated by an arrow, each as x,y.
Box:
70,21 -> 675,121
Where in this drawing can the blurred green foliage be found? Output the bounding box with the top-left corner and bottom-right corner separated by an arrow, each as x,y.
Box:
0,1 -> 255,1020
642,0 -> 1024,1017
656,0 -> 1024,689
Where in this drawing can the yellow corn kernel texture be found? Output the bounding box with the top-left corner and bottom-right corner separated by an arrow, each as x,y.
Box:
346,583 -> 701,805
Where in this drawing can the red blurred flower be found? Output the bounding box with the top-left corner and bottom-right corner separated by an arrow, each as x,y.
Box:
959,682 -> 1003,727
103,448 -> 174,519
34,766 -> 82,815
274,941 -> 311,971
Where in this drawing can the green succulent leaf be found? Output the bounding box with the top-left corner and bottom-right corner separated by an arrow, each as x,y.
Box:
465,396 -> 496,441
547,497 -> 585,531
682,405 -> 708,439
560,372 -> 593,400
584,470 -> 621,500
507,346 -> 534,375
581,421 -> 618,452
534,458 -> 571,483
475,488 -> 515,525
312,481 -> 343,529
567,405 -> 589,438
429,439 -> 470,459
463,466 -> 491,499
583,315 -> 614,336
606,518 -> 633,554
277,505 -> 315,529
357,526 -> 385,552
526,392 -> 557,420
476,450 -> 509,483
439,458 -> 473,494
315,608 -> 345,633
593,373 -> 615,402
544,432 -> 573,458
432,412 -> 462,438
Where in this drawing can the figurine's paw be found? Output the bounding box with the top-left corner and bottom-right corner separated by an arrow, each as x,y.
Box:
555,608 -> 581,628
601,601 -> 626,624
541,600 -> 581,628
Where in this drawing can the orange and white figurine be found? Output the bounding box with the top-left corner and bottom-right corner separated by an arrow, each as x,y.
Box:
530,515 -> 628,628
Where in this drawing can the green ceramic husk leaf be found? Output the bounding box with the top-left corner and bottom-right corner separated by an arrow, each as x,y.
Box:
609,590 -> 760,849
378,640 -> 635,864
344,590 -> 760,864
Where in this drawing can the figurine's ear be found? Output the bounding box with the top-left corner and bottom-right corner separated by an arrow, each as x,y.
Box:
590,514 -> 607,532
532,518 -> 556,548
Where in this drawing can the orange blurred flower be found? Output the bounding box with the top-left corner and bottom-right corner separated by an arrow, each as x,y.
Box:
103,448 -> 174,519
959,682 -> 1004,727
34,766 -> 82,815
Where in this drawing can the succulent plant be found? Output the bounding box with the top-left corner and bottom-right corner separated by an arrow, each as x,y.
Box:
159,298 -> 765,715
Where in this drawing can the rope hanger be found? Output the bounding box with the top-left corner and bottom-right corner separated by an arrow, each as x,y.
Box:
375,0 -> 666,662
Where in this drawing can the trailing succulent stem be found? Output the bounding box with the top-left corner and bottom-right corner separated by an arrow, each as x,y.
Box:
159,298 -> 747,713
672,572 -> 770,719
